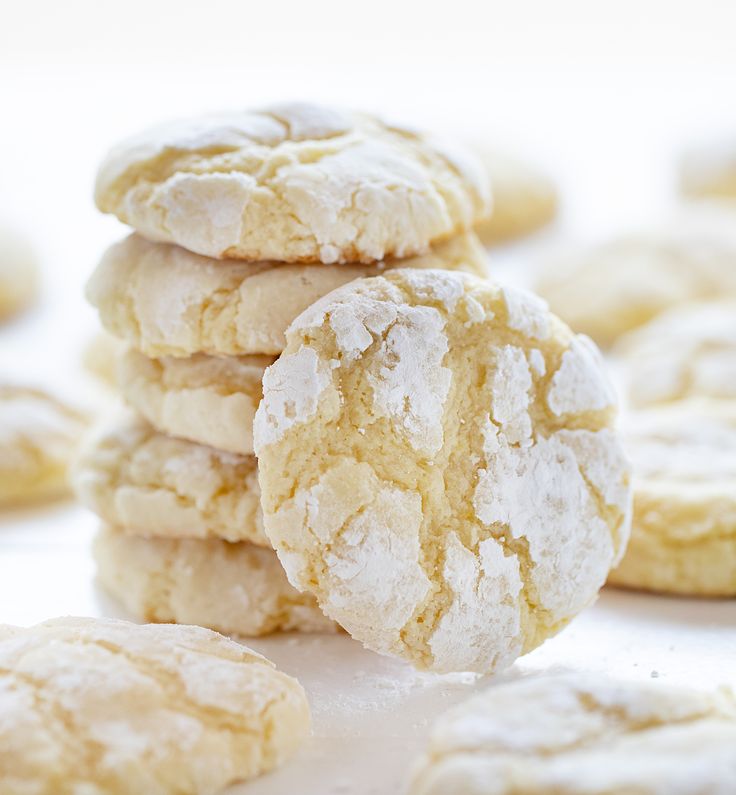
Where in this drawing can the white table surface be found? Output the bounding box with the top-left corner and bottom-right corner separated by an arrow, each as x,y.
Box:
2,3 -> 736,790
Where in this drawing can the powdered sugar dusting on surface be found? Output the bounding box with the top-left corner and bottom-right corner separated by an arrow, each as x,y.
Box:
490,345 -> 533,446
368,304 -> 451,457
428,534 -> 523,674
501,286 -> 550,340
548,336 -> 617,416
254,346 -> 332,450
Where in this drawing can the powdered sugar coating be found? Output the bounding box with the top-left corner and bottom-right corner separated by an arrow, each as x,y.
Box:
95,103 -> 491,264
256,270 -> 630,673
410,673 -> 736,795
0,616 -> 310,794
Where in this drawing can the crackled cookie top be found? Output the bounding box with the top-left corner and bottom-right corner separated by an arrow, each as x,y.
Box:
119,348 -> 273,455
254,269 -> 631,673
94,527 -> 337,636
409,673 -> 736,795
74,411 -> 267,545
86,232 -> 489,357
0,616 -> 309,795
616,299 -> 736,406
0,385 -> 87,506
94,103 -> 491,264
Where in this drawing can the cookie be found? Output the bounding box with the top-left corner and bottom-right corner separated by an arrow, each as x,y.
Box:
472,150 -> 557,244
82,330 -> 125,387
94,526 -> 336,635
615,300 -> 736,407
0,385 -> 87,507
94,102 -> 491,264
535,207 -> 736,347
118,348 -> 272,455
0,616 -> 310,794
86,231 -> 490,357
73,411 -> 267,545
254,269 -> 631,674
680,141 -> 736,200
409,673 -> 736,795
608,399 -> 736,596
0,223 -> 39,320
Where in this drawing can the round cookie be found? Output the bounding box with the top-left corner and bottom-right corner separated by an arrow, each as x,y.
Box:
615,299 -> 736,407
409,673 -> 736,795
94,527 -> 337,636
680,140 -> 736,200
0,616 -> 310,794
472,150 -> 557,245
0,223 -> 39,321
254,269 -> 631,674
0,385 -> 87,507
535,207 -> 736,347
95,102 -> 491,264
73,411 -> 267,545
608,399 -> 736,596
118,348 -> 272,455
86,231 -> 490,357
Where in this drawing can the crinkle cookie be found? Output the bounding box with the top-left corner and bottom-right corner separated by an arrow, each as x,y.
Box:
94,102 -> 491,264
86,231 -> 489,357
680,140 -> 736,199
409,673 -> 736,795
94,527 -> 337,635
0,616 -> 310,795
73,412 -> 267,545
0,223 -> 39,320
535,207 -> 736,347
118,348 -> 272,455
254,269 -> 631,674
472,150 -> 557,245
615,299 -> 736,407
609,399 -> 736,596
0,385 -> 87,506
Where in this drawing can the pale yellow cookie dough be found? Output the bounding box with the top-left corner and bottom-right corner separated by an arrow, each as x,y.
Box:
82,330 -> 125,387
255,269 -> 631,674
608,399 -> 736,596
118,348 -> 272,455
615,299 -> 736,407
0,385 -> 87,507
535,206 -> 736,347
680,140 -> 736,199
86,231 -> 490,357
0,616 -> 310,795
94,527 -> 337,635
473,150 -> 557,244
0,223 -> 39,320
73,411 -> 267,545
409,673 -> 736,795
95,102 -> 491,264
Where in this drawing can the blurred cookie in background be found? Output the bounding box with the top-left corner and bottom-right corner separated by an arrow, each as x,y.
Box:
615,300 -> 736,407
680,139 -> 736,201
82,330 -> 124,388
0,223 -> 39,322
0,385 -> 88,507
472,150 -> 557,244
609,399 -> 736,596
534,205 -> 736,347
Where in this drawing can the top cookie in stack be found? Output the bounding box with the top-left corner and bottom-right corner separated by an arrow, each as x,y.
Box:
79,102 -> 491,637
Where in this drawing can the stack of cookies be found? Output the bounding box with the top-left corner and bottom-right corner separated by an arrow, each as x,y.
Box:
75,102 -> 493,638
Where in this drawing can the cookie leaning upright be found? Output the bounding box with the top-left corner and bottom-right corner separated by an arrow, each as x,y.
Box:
255,269 -> 632,674
94,103 -> 491,264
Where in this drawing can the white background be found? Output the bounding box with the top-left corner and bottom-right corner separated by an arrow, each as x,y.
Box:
1,2 -> 736,793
